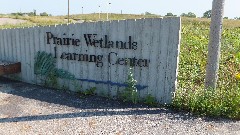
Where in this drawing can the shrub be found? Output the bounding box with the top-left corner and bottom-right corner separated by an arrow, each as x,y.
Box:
173,85 -> 240,119
121,67 -> 139,104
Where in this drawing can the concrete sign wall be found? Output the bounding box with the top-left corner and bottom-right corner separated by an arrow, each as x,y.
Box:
0,18 -> 181,104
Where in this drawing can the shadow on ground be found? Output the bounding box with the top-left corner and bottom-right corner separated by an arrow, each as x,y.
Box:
0,77 -> 234,123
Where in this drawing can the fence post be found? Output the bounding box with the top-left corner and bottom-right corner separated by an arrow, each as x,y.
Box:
205,0 -> 225,89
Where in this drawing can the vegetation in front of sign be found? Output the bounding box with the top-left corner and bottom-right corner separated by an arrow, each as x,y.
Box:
74,82 -> 98,97
173,87 -> 240,119
173,18 -> 240,119
144,94 -> 158,107
76,86 -> 97,97
120,53 -> 240,110
120,67 -> 139,104
83,87 -> 97,96
34,51 -> 146,103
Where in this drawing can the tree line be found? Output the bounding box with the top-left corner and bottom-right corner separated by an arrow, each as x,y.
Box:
7,10 -> 240,20
145,10 -> 239,20
10,10 -> 50,17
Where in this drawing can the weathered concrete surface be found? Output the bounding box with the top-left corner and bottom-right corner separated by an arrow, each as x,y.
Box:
0,18 -> 181,104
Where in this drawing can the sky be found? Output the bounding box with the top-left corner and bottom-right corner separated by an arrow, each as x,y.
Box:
0,0 -> 239,19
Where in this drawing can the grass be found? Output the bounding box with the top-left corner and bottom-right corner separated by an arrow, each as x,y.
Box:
1,14 -> 240,119
174,17 -> 240,119
0,13 -> 160,29
173,87 -> 240,119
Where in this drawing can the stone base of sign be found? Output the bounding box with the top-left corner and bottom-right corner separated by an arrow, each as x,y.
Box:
0,61 -> 21,76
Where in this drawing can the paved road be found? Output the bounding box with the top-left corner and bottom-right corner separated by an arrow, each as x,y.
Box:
0,77 -> 239,135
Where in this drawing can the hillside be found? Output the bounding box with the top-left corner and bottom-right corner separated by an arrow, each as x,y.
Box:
1,13 -> 240,29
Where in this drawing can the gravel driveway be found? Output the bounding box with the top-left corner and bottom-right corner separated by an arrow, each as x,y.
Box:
0,77 -> 239,135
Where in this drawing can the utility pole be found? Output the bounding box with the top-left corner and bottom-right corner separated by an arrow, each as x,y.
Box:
68,0 -> 70,23
205,0 -> 225,89
82,7 -> 84,14
99,6 -> 101,20
107,2 -> 111,21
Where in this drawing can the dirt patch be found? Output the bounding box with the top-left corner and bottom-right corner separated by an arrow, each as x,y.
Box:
0,18 -> 27,25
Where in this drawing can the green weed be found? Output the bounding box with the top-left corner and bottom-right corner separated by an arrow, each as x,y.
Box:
120,67 -> 139,104
144,94 -> 158,107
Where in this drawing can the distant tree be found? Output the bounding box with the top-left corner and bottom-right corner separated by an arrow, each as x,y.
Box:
145,12 -> 155,16
181,13 -> 187,17
203,10 -> 212,18
234,17 -> 240,20
145,11 -> 151,15
28,12 -> 35,16
40,12 -> 49,16
181,12 -> 196,18
165,12 -> 174,16
33,9 -> 36,16
187,12 -> 196,18
223,17 -> 228,19
11,12 -> 23,16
